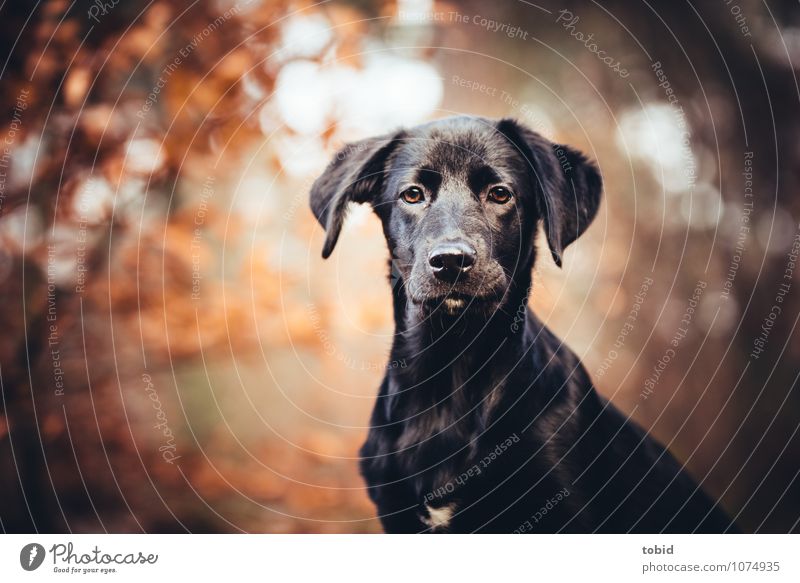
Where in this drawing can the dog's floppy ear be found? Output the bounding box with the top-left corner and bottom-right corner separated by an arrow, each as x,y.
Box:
497,118 -> 602,267
310,131 -> 403,258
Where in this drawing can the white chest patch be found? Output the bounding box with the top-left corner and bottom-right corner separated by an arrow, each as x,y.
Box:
421,503 -> 456,531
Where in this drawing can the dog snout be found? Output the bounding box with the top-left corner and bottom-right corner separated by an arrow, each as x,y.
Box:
428,241 -> 476,281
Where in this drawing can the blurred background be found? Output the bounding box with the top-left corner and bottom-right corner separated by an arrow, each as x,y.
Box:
1,0 -> 799,533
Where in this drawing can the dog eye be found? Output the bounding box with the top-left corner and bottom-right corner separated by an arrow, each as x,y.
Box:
400,186 -> 425,204
487,186 -> 513,204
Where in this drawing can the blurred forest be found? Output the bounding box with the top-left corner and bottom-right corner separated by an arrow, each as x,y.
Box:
1,0 -> 799,533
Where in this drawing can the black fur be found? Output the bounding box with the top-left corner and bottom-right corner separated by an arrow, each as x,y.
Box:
310,116 -> 737,533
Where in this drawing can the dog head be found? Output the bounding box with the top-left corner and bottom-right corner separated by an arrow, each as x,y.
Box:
310,116 -> 602,316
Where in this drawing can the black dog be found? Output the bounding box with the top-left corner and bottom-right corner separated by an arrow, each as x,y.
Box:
310,116 -> 736,533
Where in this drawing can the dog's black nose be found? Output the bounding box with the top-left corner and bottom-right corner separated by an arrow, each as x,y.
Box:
428,243 -> 476,280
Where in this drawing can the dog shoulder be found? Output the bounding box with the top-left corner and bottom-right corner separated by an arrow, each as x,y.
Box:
524,309 -> 593,395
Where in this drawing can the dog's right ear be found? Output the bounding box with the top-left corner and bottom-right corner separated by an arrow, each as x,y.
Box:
310,131 -> 403,258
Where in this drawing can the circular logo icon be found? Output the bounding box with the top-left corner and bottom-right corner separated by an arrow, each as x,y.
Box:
20,543 -> 46,571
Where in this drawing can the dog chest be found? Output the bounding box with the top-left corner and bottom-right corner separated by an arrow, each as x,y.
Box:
419,503 -> 456,532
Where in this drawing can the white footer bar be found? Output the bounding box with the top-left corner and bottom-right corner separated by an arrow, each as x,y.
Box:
0,534 -> 795,582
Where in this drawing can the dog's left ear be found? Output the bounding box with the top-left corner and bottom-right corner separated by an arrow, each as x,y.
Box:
310,131 -> 404,258
497,118 -> 602,267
